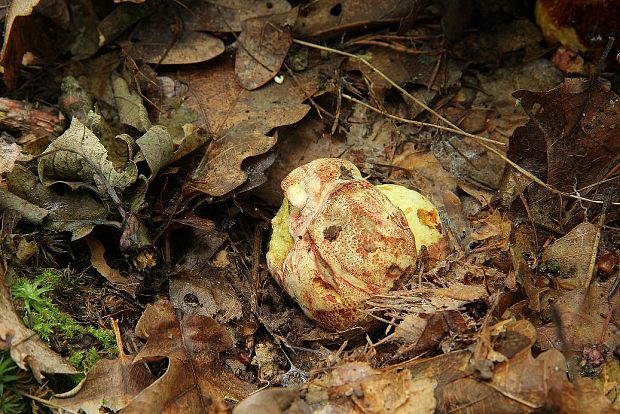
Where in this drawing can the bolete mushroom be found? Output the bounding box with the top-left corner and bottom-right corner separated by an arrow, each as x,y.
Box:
267,158 -> 442,331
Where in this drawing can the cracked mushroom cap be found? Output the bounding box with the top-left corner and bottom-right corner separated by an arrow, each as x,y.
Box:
267,158 -> 441,331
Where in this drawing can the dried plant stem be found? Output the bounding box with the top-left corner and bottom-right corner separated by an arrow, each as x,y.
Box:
341,93 -> 505,146
294,38 -> 620,207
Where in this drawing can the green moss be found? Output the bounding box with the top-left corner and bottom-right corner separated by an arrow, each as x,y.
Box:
10,271 -> 117,373
538,259 -> 561,275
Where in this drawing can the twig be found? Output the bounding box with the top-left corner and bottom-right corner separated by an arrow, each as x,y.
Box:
341,93 -> 505,145
584,188 -> 613,288
293,38 -> 464,133
296,38 -> 620,207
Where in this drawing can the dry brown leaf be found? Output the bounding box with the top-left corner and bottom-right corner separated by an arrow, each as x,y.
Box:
507,77 -> 620,231
0,277 -> 77,381
190,129 -> 277,197
294,0 -> 413,38
305,361 -> 437,413
0,138 -> 20,176
84,234 -> 134,292
121,299 -> 256,413
169,272 -> 244,324
179,58 -> 326,196
0,0 -> 40,88
235,8 -> 297,90
127,13 -> 224,65
51,351 -> 154,413
239,320 -> 614,413
182,0 -> 292,33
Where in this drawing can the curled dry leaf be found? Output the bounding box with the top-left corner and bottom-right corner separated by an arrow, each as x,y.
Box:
84,234 -> 133,293
112,75 -> 151,132
38,117 -> 139,199
7,165 -> 107,240
135,125 -> 174,179
121,300 -> 256,413
51,350 -> 155,413
235,8 -> 297,90
0,278 -> 77,381
0,0 -> 67,88
180,58 -> 327,196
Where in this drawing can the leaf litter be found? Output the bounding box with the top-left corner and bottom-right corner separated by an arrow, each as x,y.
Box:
0,1 -> 619,413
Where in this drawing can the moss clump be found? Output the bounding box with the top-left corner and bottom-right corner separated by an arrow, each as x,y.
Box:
11,270 -> 117,372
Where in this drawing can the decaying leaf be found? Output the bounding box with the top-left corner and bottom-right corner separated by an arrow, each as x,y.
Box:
0,138 -> 20,176
235,8 -> 297,90
112,75 -> 152,132
51,350 -> 155,413
507,77 -> 620,231
38,117 -> 139,200
294,0 -> 413,37
121,300 -> 256,413
0,278 -> 77,381
7,165 -> 107,240
135,126 -> 174,179
127,12 -> 225,65
169,272 -> 244,324
191,129 -> 277,197
180,58 -> 327,196
0,0 -> 66,88
182,0 -> 292,33
310,362 -> 438,413
0,187 -> 48,226
84,234 -> 133,291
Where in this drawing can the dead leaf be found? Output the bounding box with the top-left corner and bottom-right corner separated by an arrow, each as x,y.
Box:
0,277 -> 77,381
0,187 -> 48,226
268,361 -> 437,413
51,352 -> 154,413
179,57 -> 327,196
135,126 -> 174,179
507,77 -> 620,231
234,388 -> 301,414
235,8 -> 297,90
38,117 -> 139,200
182,0 -> 292,33
536,284 -> 620,357
7,165 -> 107,240
0,138 -> 20,175
0,0 -> 65,88
121,300 -> 256,413
112,75 -> 151,132
191,129 -> 277,197
294,0 -> 413,38
169,272 -> 244,324
542,222 -> 597,284
127,12 -> 224,65
84,234 -> 133,290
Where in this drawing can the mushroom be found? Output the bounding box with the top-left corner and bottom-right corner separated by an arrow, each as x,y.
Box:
267,158 -> 442,331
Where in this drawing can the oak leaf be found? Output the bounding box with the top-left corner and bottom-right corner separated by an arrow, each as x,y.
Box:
121,299 -> 256,413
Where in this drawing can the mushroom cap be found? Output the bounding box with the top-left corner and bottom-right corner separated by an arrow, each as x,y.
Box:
267,158 -> 442,331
